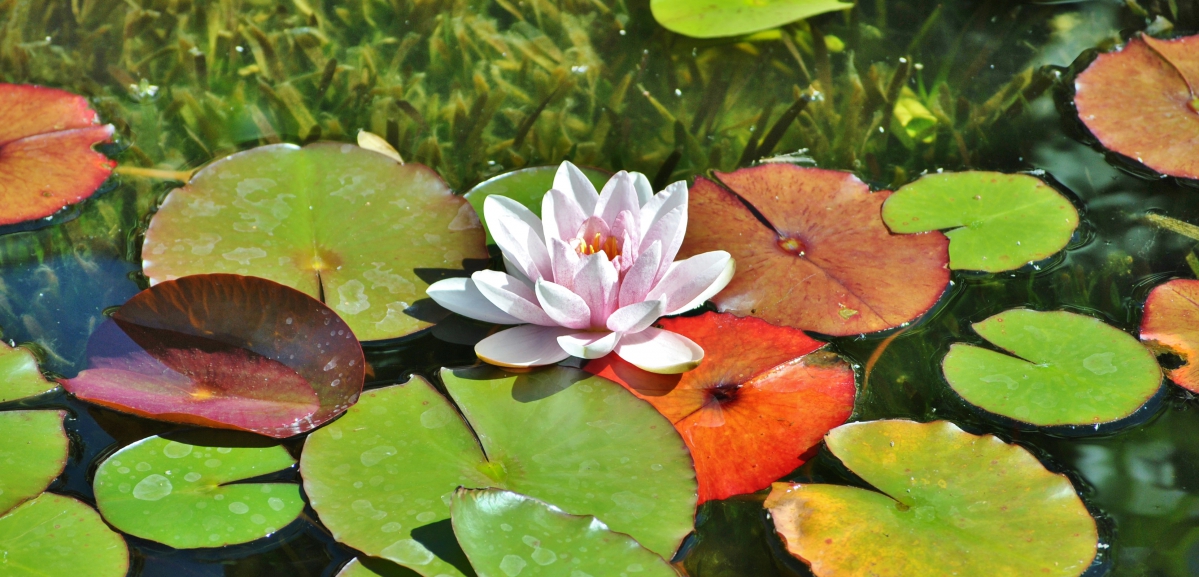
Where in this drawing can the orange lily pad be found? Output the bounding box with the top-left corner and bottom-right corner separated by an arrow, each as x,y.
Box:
0,84 -> 115,226
1140,278 -> 1199,392
678,164 -> 949,336
585,312 -> 856,503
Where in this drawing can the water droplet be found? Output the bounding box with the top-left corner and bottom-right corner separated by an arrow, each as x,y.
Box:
184,472 -> 202,482
163,442 -> 194,458
500,554 -> 527,576
382,539 -> 435,565
268,497 -> 286,511
205,459 -> 222,468
361,445 -> 398,467
532,547 -> 557,565
133,474 -> 173,501
228,502 -> 250,514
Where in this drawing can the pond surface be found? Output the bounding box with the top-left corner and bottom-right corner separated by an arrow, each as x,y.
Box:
2,0 -> 1199,575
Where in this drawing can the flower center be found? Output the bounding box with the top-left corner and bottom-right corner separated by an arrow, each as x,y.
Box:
576,232 -> 621,260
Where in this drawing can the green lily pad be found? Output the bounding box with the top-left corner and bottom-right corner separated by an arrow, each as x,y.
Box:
882,172 -> 1079,273
765,420 -> 1098,577
650,0 -> 852,39
463,165 -> 610,243
94,435 -> 305,548
335,558 -> 420,577
0,342 -> 58,403
942,309 -> 1161,427
451,488 -> 678,577
0,492 -> 129,576
141,142 -> 489,341
0,410 -> 68,515
301,367 -> 696,577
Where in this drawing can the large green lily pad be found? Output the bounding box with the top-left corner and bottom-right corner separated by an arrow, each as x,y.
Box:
765,420 -> 1098,577
0,342 -> 58,403
141,142 -> 489,341
882,172 -> 1079,273
335,559 -> 420,577
463,165 -> 610,244
452,488 -> 679,577
0,492 -> 129,576
301,367 -> 697,577
650,0 -> 852,39
0,410 -> 68,515
94,435 -> 305,548
942,309 -> 1161,427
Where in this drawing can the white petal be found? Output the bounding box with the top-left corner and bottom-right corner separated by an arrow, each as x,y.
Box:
647,251 -> 736,315
426,277 -> 523,325
476,324 -> 574,368
573,253 -> 619,327
613,328 -> 704,374
535,280 -> 591,330
542,188 -> 587,244
631,172 -> 654,207
595,171 -> 641,228
484,195 -> 552,283
548,237 -> 581,290
606,300 -> 665,334
639,180 -> 688,237
618,241 -> 662,308
553,161 -> 598,215
472,270 -> 556,326
638,206 -> 683,281
557,331 -> 620,359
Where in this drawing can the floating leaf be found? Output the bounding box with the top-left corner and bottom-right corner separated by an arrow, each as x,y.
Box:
301,367 -> 696,577
679,164 -> 949,336
0,84 -> 115,226
943,309 -> 1160,427
882,172 -> 1079,272
586,312 -> 855,503
93,435 -> 305,549
1140,279 -> 1199,392
463,165 -> 609,243
451,488 -> 679,577
63,274 -> 363,438
0,410 -> 68,515
650,0 -> 852,39
0,492 -> 129,576
0,341 -> 58,403
336,559 -> 419,577
765,420 -> 1098,577
141,143 -> 488,341
1074,34 -> 1199,180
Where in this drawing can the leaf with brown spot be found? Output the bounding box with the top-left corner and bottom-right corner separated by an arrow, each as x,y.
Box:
1141,278 -> 1199,393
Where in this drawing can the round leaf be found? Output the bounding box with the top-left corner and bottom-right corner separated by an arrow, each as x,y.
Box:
0,342 -> 58,403
451,488 -> 679,577
0,410 -> 68,515
141,143 -> 489,341
586,312 -> 855,503
94,435 -> 305,548
463,165 -> 610,244
1140,278 -> 1199,392
301,368 -> 696,577
942,309 -> 1161,427
679,164 -> 949,336
765,420 -> 1098,577
650,0 -> 852,39
0,492 -> 129,577
882,172 -> 1079,272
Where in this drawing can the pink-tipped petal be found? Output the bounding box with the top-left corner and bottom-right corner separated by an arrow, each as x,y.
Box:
484,195 -> 552,282
476,324 -> 574,368
548,236 -> 582,290
647,251 -> 736,315
609,209 -> 642,272
472,270 -> 556,326
618,241 -> 662,308
640,180 -> 688,237
554,161 -> 598,215
535,280 -> 592,330
596,171 -> 642,227
631,172 -> 654,207
639,206 -> 684,281
557,331 -> 620,359
542,188 -> 588,243
574,253 -> 619,327
606,299 -> 665,334
613,327 -> 705,374
426,277 -> 524,325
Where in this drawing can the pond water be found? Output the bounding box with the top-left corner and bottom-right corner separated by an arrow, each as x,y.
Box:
2,0 -> 1199,575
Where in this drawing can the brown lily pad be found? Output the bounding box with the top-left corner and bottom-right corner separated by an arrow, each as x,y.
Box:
1140,278 -> 1199,393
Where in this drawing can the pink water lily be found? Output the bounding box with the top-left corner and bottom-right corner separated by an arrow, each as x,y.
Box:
427,162 -> 734,374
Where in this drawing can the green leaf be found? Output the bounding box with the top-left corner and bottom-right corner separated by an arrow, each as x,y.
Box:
0,410 -> 68,516
882,172 -> 1079,273
451,488 -> 679,577
766,420 -> 1098,577
463,165 -> 610,244
650,0 -> 852,39
93,435 -> 305,548
0,342 -> 58,403
335,558 -> 421,577
0,492 -> 129,577
942,309 -> 1161,427
141,143 -> 489,341
301,367 -> 697,577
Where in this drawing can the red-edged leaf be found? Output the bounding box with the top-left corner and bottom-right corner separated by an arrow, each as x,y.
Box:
63,274 -> 365,438
0,84 -> 115,225
678,164 -> 949,336
1140,278 -> 1199,392
1074,34 -> 1199,180
586,312 -> 856,503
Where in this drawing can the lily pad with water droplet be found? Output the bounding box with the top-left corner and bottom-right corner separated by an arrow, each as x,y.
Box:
942,309 -> 1161,427
766,420 -> 1098,577
1139,279 -> 1199,393
0,341 -> 58,403
451,488 -> 679,577
141,142 -> 488,341
93,435 -> 305,549
463,165 -> 610,244
301,367 -> 696,577
0,410 -> 68,515
882,172 -> 1079,273
650,0 -> 852,39
0,492 -> 129,576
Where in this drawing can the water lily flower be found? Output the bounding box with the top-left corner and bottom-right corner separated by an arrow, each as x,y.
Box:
427,162 -> 735,374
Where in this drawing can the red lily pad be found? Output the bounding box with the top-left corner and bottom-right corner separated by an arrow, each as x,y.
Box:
586,312 -> 856,503
678,164 -> 949,336
62,274 -> 364,438
1074,34 -> 1199,180
0,84 -> 115,226
1140,278 -> 1199,393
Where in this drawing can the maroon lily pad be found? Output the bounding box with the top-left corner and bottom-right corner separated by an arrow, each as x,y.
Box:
678,164 -> 950,336
1074,33 -> 1199,180
0,84 -> 115,226
62,274 -> 364,438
